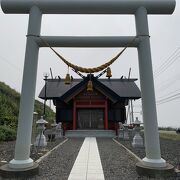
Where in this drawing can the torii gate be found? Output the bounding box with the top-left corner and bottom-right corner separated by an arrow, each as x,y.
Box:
0,0 -> 176,176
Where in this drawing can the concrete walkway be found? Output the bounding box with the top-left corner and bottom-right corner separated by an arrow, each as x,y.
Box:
68,137 -> 105,180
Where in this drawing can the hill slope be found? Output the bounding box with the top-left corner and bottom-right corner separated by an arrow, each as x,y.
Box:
0,81 -> 55,141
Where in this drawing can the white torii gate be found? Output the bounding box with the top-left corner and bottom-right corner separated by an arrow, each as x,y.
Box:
0,0 -> 176,172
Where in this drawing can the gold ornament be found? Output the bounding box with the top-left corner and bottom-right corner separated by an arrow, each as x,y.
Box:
87,80 -> 93,92
64,73 -> 71,84
106,67 -> 112,78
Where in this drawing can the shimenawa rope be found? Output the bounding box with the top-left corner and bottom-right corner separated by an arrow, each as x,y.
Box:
38,36 -> 136,73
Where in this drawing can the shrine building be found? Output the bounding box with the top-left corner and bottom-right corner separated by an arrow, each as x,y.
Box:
39,74 -> 141,133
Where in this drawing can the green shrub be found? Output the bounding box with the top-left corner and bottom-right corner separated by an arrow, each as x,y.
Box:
0,130 -> 6,141
0,126 -> 16,141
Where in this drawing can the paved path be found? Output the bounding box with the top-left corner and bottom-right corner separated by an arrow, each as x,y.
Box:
68,137 -> 104,180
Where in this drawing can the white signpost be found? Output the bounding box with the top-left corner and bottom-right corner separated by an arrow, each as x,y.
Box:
0,0 -> 176,178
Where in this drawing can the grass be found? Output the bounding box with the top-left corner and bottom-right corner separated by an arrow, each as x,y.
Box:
159,130 -> 177,134
159,130 -> 180,141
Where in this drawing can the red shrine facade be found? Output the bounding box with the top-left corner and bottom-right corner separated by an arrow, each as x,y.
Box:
39,75 -> 141,133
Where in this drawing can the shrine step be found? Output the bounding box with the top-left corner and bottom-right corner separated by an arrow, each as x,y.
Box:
65,130 -> 116,138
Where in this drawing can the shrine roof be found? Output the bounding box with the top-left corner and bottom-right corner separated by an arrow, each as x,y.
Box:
39,76 -> 141,102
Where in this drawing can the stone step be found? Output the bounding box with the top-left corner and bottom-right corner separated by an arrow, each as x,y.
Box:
65,130 -> 116,138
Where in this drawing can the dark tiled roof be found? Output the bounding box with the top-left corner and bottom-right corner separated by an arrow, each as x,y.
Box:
98,78 -> 141,98
40,79 -> 82,99
39,77 -> 141,100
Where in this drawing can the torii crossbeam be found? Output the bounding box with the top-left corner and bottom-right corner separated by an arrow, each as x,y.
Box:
0,0 -> 176,178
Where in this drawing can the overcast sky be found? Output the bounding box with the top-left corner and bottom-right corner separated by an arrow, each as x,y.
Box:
0,1 -> 180,128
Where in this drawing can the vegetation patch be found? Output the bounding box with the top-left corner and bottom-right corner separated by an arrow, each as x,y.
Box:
0,126 -> 16,141
159,131 -> 180,141
0,81 -> 55,142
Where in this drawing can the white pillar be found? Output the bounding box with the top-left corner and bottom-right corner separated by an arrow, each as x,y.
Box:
135,7 -> 166,168
9,6 -> 42,169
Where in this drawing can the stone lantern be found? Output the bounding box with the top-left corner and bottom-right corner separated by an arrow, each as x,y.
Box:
132,117 -> 143,148
49,120 -> 57,141
123,123 -> 130,140
34,116 -> 48,147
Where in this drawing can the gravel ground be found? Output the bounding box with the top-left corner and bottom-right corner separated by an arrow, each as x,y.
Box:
1,137 -> 179,180
0,138 -> 66,165
118,137 -> 180,170
97,138 -> 146,180
0,141 -> 16,164
29,138 -> 84,180
97,138 -> 179,180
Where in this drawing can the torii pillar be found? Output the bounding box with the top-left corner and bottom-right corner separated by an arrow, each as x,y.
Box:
135,7 -> 166,167
0,0 -> 176,178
